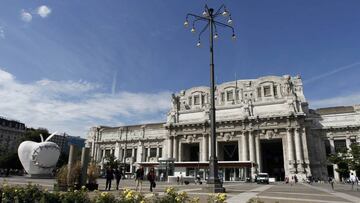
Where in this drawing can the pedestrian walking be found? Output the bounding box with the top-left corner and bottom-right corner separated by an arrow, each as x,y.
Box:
349,173 -> 356,191
105,166 -> 114,191
114,168 -> 123,190
135,166 -> 144,192
294,175 -> 298,184
160,172 -> 164,181
290,176 -> 295,186
147,167 -> 156,192
329,177 -> 334,190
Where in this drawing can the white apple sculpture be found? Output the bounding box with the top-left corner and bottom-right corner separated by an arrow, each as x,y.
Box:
18,132 -> 61,176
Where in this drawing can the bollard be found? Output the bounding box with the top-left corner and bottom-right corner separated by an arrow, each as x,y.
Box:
80,147 -> 90,186
67,144 -> 75,187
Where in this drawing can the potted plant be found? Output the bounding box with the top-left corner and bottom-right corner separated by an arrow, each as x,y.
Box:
86,162 -> 99,191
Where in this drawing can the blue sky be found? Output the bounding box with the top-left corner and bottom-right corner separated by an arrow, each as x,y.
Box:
1,0 -> 360,137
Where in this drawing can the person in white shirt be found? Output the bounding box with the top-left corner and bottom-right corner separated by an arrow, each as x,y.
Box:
349,173 -> 356,191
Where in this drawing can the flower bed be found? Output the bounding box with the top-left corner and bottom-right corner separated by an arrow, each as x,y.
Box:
0,183 -> 227,203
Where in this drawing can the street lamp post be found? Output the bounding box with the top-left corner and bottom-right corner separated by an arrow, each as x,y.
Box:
185,4 -> 235,193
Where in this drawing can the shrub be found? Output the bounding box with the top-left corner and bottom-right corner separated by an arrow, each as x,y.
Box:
1,183 -> 43,203
155,187 -> 189,203
207,193 -> 227,203
92,191 -> 118,203
40,190 -> 61,203
87,162 -> 100,184
56,164 -> 68,186
118,188 -> 146,203
247,197 -> 264,203
60,187 -> 90,203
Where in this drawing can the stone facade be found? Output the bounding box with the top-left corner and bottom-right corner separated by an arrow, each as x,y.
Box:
86,75 -> 360,182
0,116 -> 26,156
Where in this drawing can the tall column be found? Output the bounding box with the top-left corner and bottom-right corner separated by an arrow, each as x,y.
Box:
202,134 -> 209,161
287,128 -> 295,173
270,84 -> 274,98
249,131 -> 255,179
242,132 -> 248,161
114,142 -> 120,159
329,137 -> 340,181
301,128 -> 311,175
146,147 -> 151,162
173,136 -> 178,161
119,145 -> 123,162
156,147 -> 160,157
238,137 -> 242,161
132,148 -> 135,158
91,140 -> 95,158
249,131 -> 255,162
294,128 -> 304,172
137,142 -> 144,163
255,133 -> 261,172
329,137 -> 335,154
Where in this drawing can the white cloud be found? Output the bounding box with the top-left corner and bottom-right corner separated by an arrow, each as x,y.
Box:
0,26 -> 5,39
37,5 -> 51,18
0,68 -> 171,137
21,10 -> 32,22
309,93 -> 360,109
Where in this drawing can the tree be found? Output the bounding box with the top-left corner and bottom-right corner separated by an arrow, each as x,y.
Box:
329,143 -> 360,180
103,154 -> 119,169
0,152 -> 22,170
23,128 -> 50,142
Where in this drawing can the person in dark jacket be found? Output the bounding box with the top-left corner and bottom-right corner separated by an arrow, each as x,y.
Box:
114,168 -> 123,190
147,167 -> 156,192
105,167 -> 114,191
135,166 -> 144,192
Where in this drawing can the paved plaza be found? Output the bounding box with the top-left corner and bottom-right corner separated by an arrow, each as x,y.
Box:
1,176 -> 360,203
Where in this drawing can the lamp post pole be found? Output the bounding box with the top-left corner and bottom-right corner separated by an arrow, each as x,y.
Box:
184,4 -> 235,193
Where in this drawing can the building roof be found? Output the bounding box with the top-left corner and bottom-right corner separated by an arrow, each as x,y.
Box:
316,106 -> 355,115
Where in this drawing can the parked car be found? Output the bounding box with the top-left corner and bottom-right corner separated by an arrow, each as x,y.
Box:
257,173 -> 269,184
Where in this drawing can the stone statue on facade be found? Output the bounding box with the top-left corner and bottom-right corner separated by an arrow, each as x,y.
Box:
167,93 -> 180,123
282,75 -> 294,97
243,99 -> 254,117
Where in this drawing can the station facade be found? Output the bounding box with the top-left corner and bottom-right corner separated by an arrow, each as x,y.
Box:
86,75 -> 360,182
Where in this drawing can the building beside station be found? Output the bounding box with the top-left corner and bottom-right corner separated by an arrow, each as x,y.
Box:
86,75 -> 360,182
48,133 -> 86,154
0,116 -> 26,156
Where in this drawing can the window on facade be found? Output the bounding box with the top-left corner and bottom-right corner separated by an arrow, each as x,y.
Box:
201,95 -> 205,104
324,140 -> 331,155
105,149 -> 110,157
227,90 -> 234,101
150,148 -> 157,157
126,149 -> 132,157
194,95 -> 200,105
144,148 -> 148,159
221,92 -> 225,102
273,85 -> 278,97
264,86 -> 271,97
159,148 -> 162,157
334,140 -> 347,153
257,87 -> 262,98
236,90 -> 239,100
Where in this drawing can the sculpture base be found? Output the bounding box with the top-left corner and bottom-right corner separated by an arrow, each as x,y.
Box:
26,174 -> 53,179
